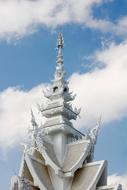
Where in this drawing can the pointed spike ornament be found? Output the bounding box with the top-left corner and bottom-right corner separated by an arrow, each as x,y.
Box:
28,109 -> 38,148
57,33 -> 64,49
54,33 -> 65,81
30,109 -> 38,128
87,117 -> 101,145
43,33 -> 75,102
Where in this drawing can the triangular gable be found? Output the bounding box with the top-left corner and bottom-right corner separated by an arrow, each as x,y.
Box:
25,154 -> 54,190
63,139 -> 90,174
19,154 -> 33,182
71,160 -> 107,190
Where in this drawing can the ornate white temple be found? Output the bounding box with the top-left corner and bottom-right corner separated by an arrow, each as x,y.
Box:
10,34 -> 122,190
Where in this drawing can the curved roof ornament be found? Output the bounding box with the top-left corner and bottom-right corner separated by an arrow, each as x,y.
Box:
85,117 -> 102,162
27,109 -> 39,148
88,116 -> 101,145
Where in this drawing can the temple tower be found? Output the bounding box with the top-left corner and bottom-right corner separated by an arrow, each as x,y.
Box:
10,34 -> 122,190
42,33 -> 81,165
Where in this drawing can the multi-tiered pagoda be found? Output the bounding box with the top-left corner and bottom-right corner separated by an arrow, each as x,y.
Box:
10,34 -> 122,190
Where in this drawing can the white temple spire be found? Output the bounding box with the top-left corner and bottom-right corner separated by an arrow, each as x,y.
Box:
57,32 -> 64,63
57,33 -> 64,48
10,33 -> 122,190
54,33 -> 65,81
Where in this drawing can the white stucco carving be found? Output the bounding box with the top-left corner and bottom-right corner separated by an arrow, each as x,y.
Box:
10,33 -> 122,190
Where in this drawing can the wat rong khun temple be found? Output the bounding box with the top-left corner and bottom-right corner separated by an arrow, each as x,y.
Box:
10,34 -> 122,190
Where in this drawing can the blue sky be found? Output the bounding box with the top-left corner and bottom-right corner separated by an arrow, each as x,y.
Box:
0,0 -> 127,189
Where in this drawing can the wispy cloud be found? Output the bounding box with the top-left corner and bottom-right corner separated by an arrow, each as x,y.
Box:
0,0 -> 127,40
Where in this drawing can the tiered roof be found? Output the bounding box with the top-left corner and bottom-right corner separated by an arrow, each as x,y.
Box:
10,34 -> 122,190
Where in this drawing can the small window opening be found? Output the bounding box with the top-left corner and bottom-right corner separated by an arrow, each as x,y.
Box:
64,87 -> 68,92
53,86 -> 58,92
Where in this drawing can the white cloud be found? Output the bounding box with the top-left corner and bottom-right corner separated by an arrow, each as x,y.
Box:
108,174 -> 127,190
0,84 -> 46,149
69,40 -> 127,128
0,0 -> 126,40
1,39 -> 127,148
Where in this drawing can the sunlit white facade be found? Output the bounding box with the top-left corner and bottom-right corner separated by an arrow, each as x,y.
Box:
10,34 -> 122,190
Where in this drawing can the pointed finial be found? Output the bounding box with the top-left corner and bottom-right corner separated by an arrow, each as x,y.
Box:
28,109 -> 38,147
56,33 -> 64,65
54,33 -> 65,80
30,109 -> 38,128
87,117 -> 101,145
57,33 -> 64,49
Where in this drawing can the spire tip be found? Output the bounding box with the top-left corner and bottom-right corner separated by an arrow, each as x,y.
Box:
57,33 -> 64,48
